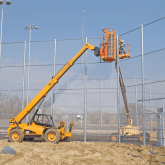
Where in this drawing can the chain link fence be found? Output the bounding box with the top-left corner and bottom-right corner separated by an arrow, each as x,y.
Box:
0,17 -> 165,146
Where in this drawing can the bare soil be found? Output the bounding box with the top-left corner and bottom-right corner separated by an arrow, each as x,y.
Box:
0,140 -> 165,165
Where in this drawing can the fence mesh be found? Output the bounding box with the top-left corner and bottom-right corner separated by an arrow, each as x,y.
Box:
0,19 -> 165,146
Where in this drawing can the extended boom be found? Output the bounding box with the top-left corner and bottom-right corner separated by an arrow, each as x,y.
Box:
12,43 -> 95,124
8,43 -> 96,143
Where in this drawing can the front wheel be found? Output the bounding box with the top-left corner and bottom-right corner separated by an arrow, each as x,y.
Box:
9,129 -> 24,142
44,129 -> 60,143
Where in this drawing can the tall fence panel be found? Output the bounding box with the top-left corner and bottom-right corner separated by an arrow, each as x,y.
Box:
0,17 -> 165,145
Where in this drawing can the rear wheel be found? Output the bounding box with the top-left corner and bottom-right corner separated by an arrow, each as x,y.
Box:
44,129 -> 60,143
9,129 -> 24,142
138,132 -> 150,142
110,133 -> 118,142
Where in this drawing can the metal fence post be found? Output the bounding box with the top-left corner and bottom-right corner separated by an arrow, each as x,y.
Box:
162,83 -> 164,110
116,34 -> 120,143
54,39 -> 56,79
22,41 -> 26,111
149,79 -> 152,133
161,83 -> 164,146
52,39 -> 57,122
141,25 -> 146,145
135,78 -> 138,127
157,108 -> 164,146
51,92 -> 52,117
84,37 -> 87,142
67,79 -> 69,132
157,109 -> 161,146
161,112 -> 165,146
119,81 -> 120,120
52,93 -> 55,123
150,116 -> 152,134
26,40 -> 30,123
100,79 -> 102,134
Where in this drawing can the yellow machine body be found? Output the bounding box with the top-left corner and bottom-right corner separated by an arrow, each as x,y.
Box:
8,121 -> 74,141
120,119 -> 139,136
120,125 -> 139,136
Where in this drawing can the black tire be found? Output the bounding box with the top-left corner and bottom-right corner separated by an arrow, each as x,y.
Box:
9,129 -> 24,142
110,133 -> 118,142
138,132 -> 150,142
44,129 -> 60,143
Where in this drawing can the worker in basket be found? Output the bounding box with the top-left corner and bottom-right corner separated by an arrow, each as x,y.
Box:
119,38 -> 126,54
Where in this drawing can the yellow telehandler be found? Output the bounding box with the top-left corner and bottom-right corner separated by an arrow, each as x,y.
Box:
8,43 -> 98,143
8,28 -> 145,143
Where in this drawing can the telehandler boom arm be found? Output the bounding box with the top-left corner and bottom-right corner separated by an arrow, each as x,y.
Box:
12,43 -> 95,124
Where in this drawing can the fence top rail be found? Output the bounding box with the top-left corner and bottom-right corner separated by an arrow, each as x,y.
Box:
1,78 -> 165,91
119,16 -> 165,36
138,97 -> 165,102
0,113 -> 159,116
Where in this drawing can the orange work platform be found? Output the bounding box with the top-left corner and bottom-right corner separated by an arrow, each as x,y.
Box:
99,28 -> 130,62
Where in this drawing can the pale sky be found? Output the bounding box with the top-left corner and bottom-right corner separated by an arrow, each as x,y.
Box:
0,0 -> 165,113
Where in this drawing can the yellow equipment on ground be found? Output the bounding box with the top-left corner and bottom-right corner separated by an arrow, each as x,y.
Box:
95,28 -> 150,142
8,28 -> 150,143
8,43 -> 97,143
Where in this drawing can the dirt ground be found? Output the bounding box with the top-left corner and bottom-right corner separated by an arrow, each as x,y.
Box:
0,140 -> 165,165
